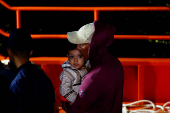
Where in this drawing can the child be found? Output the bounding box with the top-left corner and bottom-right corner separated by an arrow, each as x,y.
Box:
59,44 -> 89,106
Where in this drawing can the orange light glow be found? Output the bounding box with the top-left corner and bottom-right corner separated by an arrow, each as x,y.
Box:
2,56 -> 170,65
1,0 -> 170,40
0,28 -> 67,39
31,34 -> 67,39
0,28 -> 10,37
1,28 -> 170,39
0,0 -> 170,11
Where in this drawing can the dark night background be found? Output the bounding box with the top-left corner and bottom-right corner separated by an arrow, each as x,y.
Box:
0,0 -> 170,58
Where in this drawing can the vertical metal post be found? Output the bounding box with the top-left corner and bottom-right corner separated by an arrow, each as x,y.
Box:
16,10 -> 21,28
94,10 -> 99,20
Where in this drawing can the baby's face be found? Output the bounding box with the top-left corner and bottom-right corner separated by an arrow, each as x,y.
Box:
68,49 -> 85,69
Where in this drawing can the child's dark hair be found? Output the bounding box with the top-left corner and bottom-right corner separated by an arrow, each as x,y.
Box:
67,42 -> 78,53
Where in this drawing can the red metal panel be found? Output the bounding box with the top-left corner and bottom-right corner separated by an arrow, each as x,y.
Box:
41,64 -> 63,89
123,66 -> 138,102
143,66 -> 170,103
1,57 -> 170,104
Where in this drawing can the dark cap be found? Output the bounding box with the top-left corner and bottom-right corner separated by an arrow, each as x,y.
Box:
8,29 -> 33,51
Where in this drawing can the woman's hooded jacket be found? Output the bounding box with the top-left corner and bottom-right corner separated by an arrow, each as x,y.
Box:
68,20 -> 124,113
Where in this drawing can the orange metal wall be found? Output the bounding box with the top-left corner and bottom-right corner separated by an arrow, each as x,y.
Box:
26,57 -> 170,104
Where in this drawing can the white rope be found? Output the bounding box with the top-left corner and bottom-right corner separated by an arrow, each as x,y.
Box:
123,100 -> 156,110
163,101 -> 170,111
155,105 -> 164,112
123,100 -> 170,113
123,100 -> 156,113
